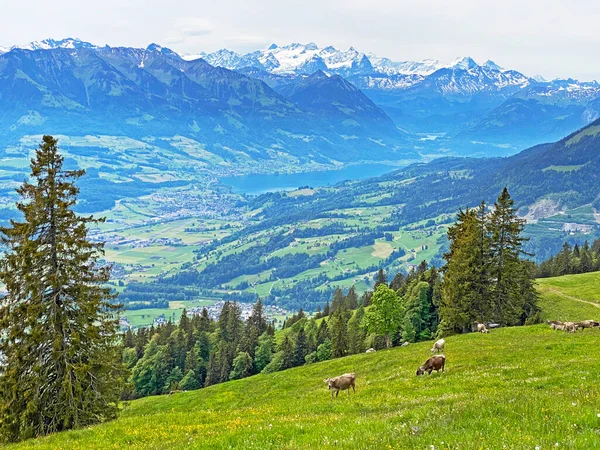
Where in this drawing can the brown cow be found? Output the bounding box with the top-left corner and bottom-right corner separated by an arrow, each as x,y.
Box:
576,320 -> 599,329
416,355 -> 446,376
324,373 -> 356,398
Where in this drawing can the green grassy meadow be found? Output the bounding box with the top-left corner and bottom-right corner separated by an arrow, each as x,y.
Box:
11,325 -> 600,449
537,272 -> 600,322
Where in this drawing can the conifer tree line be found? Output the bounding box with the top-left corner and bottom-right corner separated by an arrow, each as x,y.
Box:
536,239 -> 600,278
122,266 -> 443,400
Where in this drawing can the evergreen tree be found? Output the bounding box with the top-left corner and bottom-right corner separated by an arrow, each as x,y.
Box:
279,335 -> 295,370
293,328 -> 309,366
123,328 -> 135,348
303,319 -> 318,353
374,268 -> 388,289
363,284 -> 402,347
164,367 -> 184,393
329,313 -> 348,358
360,291 -> 373,307
331,288 -> 346,314
389,272 -> 405,291
179,370 -> 201,391
581,241 -> 593,273
130,336 -> 168,397
316,319 -> 330,346
254,332 -> 275,373
0,136 -> 126,442
229,352 -> 253,380
400,280 -> 432,342
240,299 -> 267,360
345,286 -> 359,310
347,306 -> 366,354
488,188 -> 538,325
204,352 -> 220,387
440,208 -> 489,334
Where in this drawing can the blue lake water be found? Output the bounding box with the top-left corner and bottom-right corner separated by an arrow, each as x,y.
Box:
220,163 -> 401,195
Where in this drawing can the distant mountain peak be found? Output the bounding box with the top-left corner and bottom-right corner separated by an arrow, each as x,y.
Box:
483,60 -> 504,72
12,37 -> 97,51
448,56 -> 478,70
267,43 -> 278,50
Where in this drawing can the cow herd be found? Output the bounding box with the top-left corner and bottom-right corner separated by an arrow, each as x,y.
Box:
547,319 -> 599,332
323,323 -> 488,398
323,318 -> 599,398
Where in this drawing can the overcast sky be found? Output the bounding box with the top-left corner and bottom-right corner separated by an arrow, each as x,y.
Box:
1,0 -> 599,81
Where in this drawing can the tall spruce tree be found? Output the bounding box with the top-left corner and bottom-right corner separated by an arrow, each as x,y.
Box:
488,188 -> 538,325
440,208 -> 489,333
0,136 -> 126,442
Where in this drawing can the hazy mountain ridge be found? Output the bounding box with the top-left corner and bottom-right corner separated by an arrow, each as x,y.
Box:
193,42 -> 600,155
2,38 -> 600,163
0,42 -> 413,168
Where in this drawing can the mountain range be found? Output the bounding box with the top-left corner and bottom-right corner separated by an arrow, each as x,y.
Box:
194,42 -> 600,155
1,38 -> 600,173
0,39 -> 410,171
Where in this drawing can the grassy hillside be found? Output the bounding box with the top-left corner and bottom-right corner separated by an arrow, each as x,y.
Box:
11,325 -> 600,449
537,271 -> 600,322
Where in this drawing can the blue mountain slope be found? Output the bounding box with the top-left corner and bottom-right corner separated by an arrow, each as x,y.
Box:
0,45 -> 417,165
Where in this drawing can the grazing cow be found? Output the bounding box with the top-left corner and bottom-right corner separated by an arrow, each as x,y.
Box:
576,320 -> 598,329
366,348 -> 376,353
430,338 -> 445,353
416,355 -> 446,376
554,324 -> 566,331
563,322 -> 579,333
324,373 -> 356,398
476,323 -> 489,333
401,341 -> 410,347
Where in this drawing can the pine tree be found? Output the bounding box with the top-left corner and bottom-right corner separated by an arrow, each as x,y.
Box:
330,313 -> 348,358
488,188 -> 538,325
123,328 -> 135,348
254,332 -> 275,373
229,352 -> 253,380
279,335 -> 295,370
0,136 -> 126,442
316,319 -> 330,345
375,268 -> 388,289
293,328 -> 309,366
164,367 -> 184,393
440,208 -> 489,334
179,370 -> 201,391
240,299 -> 267,361
345,286 -> 359,310
581,241 -> 593,273
347,305 -> 366,354
331,288 -> 346,314
389,272 -> 405,291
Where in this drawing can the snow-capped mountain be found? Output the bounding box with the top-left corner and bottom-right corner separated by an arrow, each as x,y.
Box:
198,43 -> 515,79
9,38 -> 97,51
